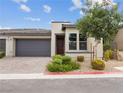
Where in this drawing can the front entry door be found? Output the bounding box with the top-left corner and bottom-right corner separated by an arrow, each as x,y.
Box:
56,35 -> 65,55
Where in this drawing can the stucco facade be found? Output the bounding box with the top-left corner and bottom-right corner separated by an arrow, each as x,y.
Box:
51,22 -> 103,59
4,36 -> 51,57
114,28 -> 123,50
0,21 -> 103,59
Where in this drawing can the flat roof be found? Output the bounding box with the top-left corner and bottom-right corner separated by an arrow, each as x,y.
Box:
51,21 -> 70,23
0,29 -> 51,36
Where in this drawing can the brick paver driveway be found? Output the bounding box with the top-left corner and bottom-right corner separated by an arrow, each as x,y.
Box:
0,57 -> 51,74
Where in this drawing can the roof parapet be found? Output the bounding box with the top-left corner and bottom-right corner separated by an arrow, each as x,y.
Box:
51,21 -> 70,23
62,24 -> 76,30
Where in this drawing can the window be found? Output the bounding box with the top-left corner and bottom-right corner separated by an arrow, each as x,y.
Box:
69,33 -> 77,50
79,34 -> 87,50
68,33 -> 87,51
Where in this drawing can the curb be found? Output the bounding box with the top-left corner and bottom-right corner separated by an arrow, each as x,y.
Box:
45,71 -> 123,75
0,73 -> 122,80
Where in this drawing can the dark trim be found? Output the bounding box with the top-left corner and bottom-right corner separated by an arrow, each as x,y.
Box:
55,33 -> 65,35
62,24 -> 76,30
51,21 -> 70,23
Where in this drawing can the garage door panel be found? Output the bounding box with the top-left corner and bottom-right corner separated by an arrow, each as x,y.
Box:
16,39 -> 51,57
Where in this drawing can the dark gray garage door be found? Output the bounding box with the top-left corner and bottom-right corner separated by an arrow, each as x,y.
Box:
16,39 -> 51,57
0,39 -> 6,52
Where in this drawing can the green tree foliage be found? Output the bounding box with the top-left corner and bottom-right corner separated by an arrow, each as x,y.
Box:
76,1 -> 122,45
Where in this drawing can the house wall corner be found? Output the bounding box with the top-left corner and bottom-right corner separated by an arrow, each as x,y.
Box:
6,37 -> 15,57
87,37 -> 103,59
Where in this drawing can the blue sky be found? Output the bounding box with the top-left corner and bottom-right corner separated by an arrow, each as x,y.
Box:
0,0 -> 123,29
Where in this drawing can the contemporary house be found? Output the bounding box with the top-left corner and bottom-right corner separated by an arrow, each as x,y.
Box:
0,21 -> 103,60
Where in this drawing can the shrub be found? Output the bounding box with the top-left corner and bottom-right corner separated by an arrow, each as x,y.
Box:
104,50 -> 113,61
47,64 -> 61,72
104,51 -> 110,61
77,56 -> 84,62
0,52 -> 5,58
103,44 -> 112,51
70,62 -> 80,70
91,59 -> 105,70
60,64 -> 73,72
47,62 -> 80,72
52,58 -> 63,65
47,63 -> 72,72
47,55 -> 80,72
62,56 -> 71,64
52,55 -> 62,60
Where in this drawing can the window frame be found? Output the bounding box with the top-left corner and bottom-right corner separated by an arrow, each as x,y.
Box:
69,33 -> 77,50
79,34 -> 87,50
68,33 -> 87,51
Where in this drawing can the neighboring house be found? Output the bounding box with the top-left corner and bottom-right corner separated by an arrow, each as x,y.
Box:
0,21 -> 103,60
114,28 -> 123,51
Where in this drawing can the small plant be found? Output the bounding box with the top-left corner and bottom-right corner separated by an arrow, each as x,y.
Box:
70,61 -> 80,69
91,59 -> 105,70
77,56 -> 84,62
104,50 -> 113,61
47,63 -> 71,72
52,58 -> 63,65
47,55 -> 80,72
47,64 -> 61,72
47,62 -> 80,72
52,55 -> 62,60
60,64 -> 73,72
62,55 -> 71,64
0,52 -> 5,58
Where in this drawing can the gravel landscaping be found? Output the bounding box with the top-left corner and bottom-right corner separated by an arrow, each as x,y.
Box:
79,59 -> 123,72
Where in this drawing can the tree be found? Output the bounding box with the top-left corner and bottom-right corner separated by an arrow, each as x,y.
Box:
81,0 -> 92,14
76,1 -> 122,47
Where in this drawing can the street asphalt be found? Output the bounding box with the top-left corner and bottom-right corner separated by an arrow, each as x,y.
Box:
0,78 -> 122,93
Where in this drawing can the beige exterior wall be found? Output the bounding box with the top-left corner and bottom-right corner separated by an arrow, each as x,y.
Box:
64,28 -> 92,59
114,28 -> 123,50
51,23 -> 103,59
2,22 -> 103,58
0,36 -> 7,39
4,36 -> 51,57
51,22 -> 69,56
65,53 -> 91,60
65,28 -> 79,52
89,37 -> 103,59
6,36 -> 15,57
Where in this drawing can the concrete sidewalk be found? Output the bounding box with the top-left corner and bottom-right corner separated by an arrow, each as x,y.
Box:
0,73 -> 122,79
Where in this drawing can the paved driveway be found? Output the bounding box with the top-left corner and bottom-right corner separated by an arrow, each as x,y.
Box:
0,57 -> 51,74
